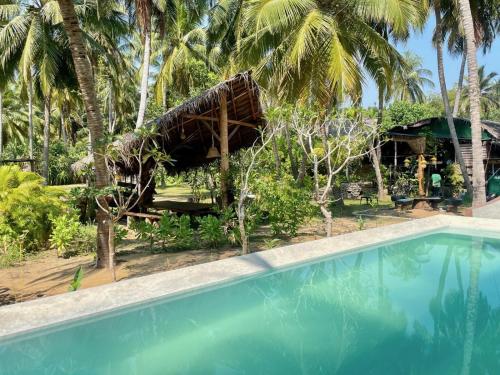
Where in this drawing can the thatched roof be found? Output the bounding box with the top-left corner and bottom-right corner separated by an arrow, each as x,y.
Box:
72,72 -> 264,175
151,71 -> 263,170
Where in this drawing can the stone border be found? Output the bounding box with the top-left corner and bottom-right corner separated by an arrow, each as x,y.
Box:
1,214 -> 499,341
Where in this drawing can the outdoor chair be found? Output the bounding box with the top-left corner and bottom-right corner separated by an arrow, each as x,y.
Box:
359,194 -> 378,205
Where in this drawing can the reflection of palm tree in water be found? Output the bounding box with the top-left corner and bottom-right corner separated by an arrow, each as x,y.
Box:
430,247 -> 453,348
461,238 -> 482,375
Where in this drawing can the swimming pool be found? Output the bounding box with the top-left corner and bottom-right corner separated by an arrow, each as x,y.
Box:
1,223 -> 500,374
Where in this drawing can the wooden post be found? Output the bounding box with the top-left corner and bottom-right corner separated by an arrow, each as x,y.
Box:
394,141 -> 398,167
219,93 -> 229,208
417,154 -> 426,197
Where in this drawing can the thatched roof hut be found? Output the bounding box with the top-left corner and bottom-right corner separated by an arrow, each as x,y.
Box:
73,71 -> 263,175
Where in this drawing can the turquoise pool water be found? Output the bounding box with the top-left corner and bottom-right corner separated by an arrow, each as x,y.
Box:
1,231 -> 500,374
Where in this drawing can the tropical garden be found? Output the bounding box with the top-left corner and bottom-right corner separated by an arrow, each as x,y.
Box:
0,0 -> 499,293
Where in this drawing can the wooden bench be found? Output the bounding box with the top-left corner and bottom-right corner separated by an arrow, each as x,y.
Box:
123,211 -> 162,227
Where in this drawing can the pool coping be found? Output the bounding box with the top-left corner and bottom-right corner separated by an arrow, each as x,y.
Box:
1,214 -> 499,340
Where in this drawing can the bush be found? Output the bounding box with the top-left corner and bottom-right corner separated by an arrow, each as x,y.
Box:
133,220 -> 158,251
391,175 -> 418,196
254,175 -> 313,237
49,214 -> 97,257
173,215 -> 195,250
132,214 -> 195,251
197,215 -> 226,248
50,214 -> 81,257
444,163 -> 464,197
0,166 -> 66,252
0,225 -> 26,267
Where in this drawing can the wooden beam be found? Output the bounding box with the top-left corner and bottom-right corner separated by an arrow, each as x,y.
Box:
183,114 -> 256,128
179,91 -> 250,127
219,93 -> 229,208
247,85 -> 256,120
228,125 -> 240,141
201,120 -> 220,142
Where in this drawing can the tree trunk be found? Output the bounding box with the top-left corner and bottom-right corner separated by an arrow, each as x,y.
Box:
434,3 -> 473,197
296,148 -> 307,186
0,90 -> 3,157
372,87 -> 385,200
271,126 -> 281,178
371,146 -> 385,200
453,51 -> 466,117
238,200 -> 249,254
458,0 -> 486,208
135,29 -> 151,129
284,123 -> 298,179
27,73 -> 34,163
61,103 -> 68,143
108,79 -> 114,134
42,94 -> 51,182
219,93 -> 230,208
57,0 -> 112,269
319,204 -> 332,237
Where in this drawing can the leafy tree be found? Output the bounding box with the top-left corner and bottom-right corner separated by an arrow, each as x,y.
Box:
382,101 -> 440,129
0,165 -> 66,251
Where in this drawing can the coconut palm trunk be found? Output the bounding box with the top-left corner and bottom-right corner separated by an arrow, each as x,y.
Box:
42,94 -> 51,181
434,2 -> 473,197
0,90 -> 3,157
371,86 -> 385,200
453,51 -> 466,117
457,0 -> 486,208
27,73 -> 34,163
135,29 -> 151,129
56,0 -> 113,269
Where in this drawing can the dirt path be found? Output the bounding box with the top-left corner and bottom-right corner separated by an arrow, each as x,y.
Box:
0,208 -> 444,306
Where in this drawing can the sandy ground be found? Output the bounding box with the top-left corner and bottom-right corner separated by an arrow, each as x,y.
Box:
0,206 -> 450,306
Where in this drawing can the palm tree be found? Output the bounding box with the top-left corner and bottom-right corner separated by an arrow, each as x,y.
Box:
391,52 -> 434,103
439,0 -> 499,117
128,0 -> 168,129
434,0 -> 473,196
56,0 -> 113,269
0,0 -> 75,180
235,0 -> 424,106
153,0 -> 215,108
0,82 -> 30,155
461,66 -> 500,118
457,0 -> 487,207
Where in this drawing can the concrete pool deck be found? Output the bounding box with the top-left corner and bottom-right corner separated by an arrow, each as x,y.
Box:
1,214 -> 499,341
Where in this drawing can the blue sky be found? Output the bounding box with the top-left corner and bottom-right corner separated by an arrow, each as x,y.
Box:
361,14 -> 500,107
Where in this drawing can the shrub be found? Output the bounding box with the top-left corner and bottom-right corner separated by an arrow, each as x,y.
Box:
173,215 -> 195,250
197,215 -> 226,248
50,214 -> 81,256
0,166 -> 66,252
444,163 -> 464,197
392,175 -> 418,196
133,220 -> 158,251
254,175 -> 313,237
74,225 -> 98,254
157,213 -> 176,249
49,214 -> 97,257
0,224 -> 26,267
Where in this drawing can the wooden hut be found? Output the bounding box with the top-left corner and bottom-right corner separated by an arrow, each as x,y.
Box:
73,72 -> 264,211
383,117 -> 500,196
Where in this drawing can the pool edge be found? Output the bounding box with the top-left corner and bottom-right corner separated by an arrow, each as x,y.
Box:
0,214 -> 498,340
